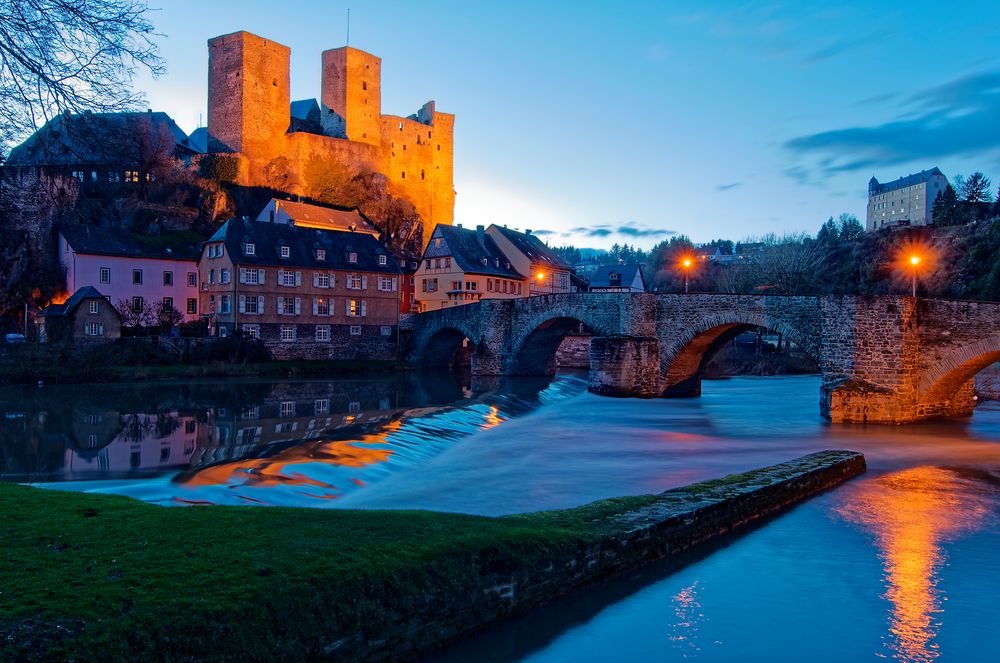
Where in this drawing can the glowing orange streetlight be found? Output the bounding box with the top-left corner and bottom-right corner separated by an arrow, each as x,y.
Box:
908,254 -> 921,297
680,257 -> 693,293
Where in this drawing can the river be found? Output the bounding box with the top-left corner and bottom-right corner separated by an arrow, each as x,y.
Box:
1,371 -> 998,661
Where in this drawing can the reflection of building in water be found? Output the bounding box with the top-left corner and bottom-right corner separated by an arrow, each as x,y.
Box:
61,412 -> 199,480
836,467 -> 992,663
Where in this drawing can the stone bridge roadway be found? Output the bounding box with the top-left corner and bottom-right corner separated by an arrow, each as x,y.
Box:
403,293 -> 1000,424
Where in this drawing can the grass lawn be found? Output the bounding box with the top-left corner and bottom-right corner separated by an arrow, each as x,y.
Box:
0,451 -> 858,661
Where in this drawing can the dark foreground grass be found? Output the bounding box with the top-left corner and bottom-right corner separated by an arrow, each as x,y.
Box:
0,450 -> 858,661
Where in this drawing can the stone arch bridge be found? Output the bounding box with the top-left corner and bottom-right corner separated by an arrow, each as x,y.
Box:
403,293 -> 1000,424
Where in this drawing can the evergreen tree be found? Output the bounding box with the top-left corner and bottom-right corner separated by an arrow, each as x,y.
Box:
837,213 -> 864,241
960,172 -> 993,203
932,185 -> 960,225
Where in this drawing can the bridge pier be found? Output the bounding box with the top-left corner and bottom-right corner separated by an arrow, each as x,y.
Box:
588,335 -> 661,398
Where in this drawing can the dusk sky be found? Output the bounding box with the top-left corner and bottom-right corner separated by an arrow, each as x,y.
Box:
136,1 -> 1000,248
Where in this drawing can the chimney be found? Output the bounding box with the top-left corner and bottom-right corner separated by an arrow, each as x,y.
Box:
476,224 -> 485,245
525,229 -> 532,235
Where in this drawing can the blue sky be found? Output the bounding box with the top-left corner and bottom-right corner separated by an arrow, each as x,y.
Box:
135,0 -> 1000,248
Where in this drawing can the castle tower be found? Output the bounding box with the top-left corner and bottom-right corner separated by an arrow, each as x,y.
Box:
321,47 -> 381,147
207,31 -> 290,155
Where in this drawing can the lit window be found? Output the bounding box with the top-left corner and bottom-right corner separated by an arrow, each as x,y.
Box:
347,299 -> 366,317
314,298 -> 330,316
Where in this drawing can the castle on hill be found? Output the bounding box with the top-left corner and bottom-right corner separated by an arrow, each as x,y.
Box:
205,30 -> 455,245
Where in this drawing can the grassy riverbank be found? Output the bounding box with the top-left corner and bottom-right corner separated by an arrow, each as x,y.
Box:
0,451 -> 862,661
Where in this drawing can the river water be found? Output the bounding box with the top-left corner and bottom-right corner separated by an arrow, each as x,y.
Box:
2,371 -> 998,661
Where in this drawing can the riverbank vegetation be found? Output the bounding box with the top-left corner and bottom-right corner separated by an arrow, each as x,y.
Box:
0,338 -> 407,385
0,452 -> 857,661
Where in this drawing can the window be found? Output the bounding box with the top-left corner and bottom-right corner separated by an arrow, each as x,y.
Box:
162,271 -> 173,286
89,300 -> 99,314
133,269 -> 143,285
84,322 -> 103,336
316,273 -> 331,288
279,246 -> 290,258
125,170 -> 139,183
452,280 -> 462,291
426,259 -> 432,269
279,401 -> 295,417
219,295 -> 232,314
362,80 -> 368,91
315,398 -> 330,415
349,401 -> 361,413
444,257 -> 451,269
347,299 -> 367,317
163,297 -> 174,311
242,268 -> 260,285
380,326 -> 392,337
487,279 -> 494,291
378,276 -> 396,291
100,267 -> 111,284
315,325 -> 331,342
401,171 -> 405,179
132,296 -> 144,312
279,270 -> 299,287
315,249 -> 326,261
350,325 -> 362,336
348,252 -> 358,263
244,243 -> 256,256
347,274 -> 363,290
378,254 -> 387,265
243,295 -> 262,315
220,269 -> 231,284
241,323 -> 260,339
207,244 -> 224,258
278,296 -> 298,315
314,298 -> 330,316
280,325 -> 296,342
187,298 -> 197,315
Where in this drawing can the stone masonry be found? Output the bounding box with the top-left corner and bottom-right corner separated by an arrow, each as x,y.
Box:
405,293 -> 1000,424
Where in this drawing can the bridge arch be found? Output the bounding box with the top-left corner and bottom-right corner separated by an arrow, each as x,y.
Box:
410,319 -> 483,369
658,311 -> 820,396
916,335 -> 1000,415
507,303 -> 618,376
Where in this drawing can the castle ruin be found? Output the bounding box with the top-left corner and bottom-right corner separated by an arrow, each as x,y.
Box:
206,31 -> 454,244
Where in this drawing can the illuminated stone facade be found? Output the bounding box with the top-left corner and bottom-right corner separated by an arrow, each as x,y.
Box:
207,31 -> 455,245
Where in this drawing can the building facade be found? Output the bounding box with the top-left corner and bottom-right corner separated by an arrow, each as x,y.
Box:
38,286 -> 122,342
485,225 -> 573,296
867,167 -> 949,231
199,218 -> 401,359
588,265 -> 645,293
414,224 -> 526,312
206,31 -> 455,245
57,225 -> 201,323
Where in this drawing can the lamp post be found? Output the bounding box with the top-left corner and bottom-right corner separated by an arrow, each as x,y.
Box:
536,271 -> 547,295
681,258 -> 692,293
909,255 -> 921,298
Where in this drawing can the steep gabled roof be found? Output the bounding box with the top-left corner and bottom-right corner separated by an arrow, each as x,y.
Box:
424,225 -> 523,278
59,225 -> 201,261
6,111 -> 194,166
42,286 -> 118,318
263,199 -> 380,235
870,167 -> 947,195
211,217 -> 401,273
488,225 -> 571,269
589,264 -> 644,289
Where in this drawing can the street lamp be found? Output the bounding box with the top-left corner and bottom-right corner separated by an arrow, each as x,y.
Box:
681,258 -> 693,293
536,271 -> 547,294
908,255 -> 921,297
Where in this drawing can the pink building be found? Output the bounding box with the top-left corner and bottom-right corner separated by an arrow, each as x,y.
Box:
57,225 -> 202,322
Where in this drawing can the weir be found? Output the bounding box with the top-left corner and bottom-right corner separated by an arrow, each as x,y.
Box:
405,293 -> 1000,424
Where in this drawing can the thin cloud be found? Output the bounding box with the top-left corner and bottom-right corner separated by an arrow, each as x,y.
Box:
784,70 -> 1000,177
716,182 -> 742,191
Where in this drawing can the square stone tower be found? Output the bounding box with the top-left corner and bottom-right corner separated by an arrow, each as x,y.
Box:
207,31 -> 290,155
321,47 -> 382,148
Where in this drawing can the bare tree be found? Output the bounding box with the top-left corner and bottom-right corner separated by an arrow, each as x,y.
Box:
154,300 -> 183,330
744,235 -> 829,295
0,0 -> 164,152
115,297 -> 153,328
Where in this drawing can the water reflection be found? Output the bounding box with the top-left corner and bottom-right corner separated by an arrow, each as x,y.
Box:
0,371 -> 579,505
836,467 -> 995,663
668,581 -> 705,657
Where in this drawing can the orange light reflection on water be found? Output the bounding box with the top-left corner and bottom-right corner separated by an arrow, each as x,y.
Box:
835,467 -> 992,663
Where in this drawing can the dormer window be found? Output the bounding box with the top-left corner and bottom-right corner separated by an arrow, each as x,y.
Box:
348,252 -> 358,263
315,249 -> 326,261
244,243 -> 256,256
378,254 -> 387,265
482,257 -> 488,266
279,246 -> 290,259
